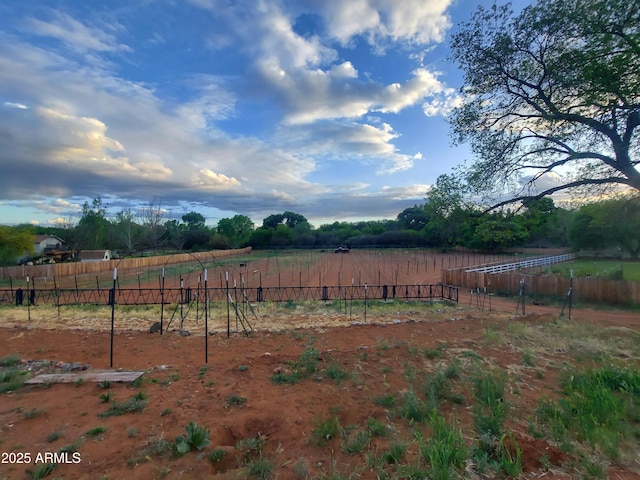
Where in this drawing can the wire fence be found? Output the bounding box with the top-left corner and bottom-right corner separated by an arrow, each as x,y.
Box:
0,283 -> 458,307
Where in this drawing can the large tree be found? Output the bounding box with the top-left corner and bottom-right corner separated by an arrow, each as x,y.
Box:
449,0 -> 640,208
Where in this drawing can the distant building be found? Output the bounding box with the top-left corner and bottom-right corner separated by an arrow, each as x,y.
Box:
34,235 -> 65,255
79,250 -> 112,262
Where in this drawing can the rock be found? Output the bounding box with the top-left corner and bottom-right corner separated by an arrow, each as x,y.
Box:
178,329 -> 190,337
149,322 -> 161,333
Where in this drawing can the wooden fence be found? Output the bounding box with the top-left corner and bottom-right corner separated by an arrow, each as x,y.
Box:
443,261 -> 640,306
0,247 -> 252,281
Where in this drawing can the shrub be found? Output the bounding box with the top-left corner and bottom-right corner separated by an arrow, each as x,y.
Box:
173,422 -> 211,456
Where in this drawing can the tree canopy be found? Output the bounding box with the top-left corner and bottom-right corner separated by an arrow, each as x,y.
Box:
448,0 -> 640,208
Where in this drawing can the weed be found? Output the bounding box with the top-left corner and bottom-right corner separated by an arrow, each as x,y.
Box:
99,392 -> 111,403
130,375 -> 144,388
96,380 -> 111,389
99,393 -> 147,417
208,448 -> 227,463
247,456 -> 274,479
0,367 -> 28,393
127,427 -> 138,438
311,415 -> 341,445
225,394 -> 247,407
160,408 -> 172,416
536,365 -> 640,462
423,371 -> 451,410
325,362 -> 350,384
46,431 -> 62,443
75,378 -> 84,387
373,394 -> 397,408
173,422 -> 211,456
444,358 -> 461,380
22,408 -> 46,419
522,350 -> 535,367
0,355 -> 21,367
366,417 -> 388,437
400,388 -> 431,423
27,462 -> 56,479
236,434 -> 266,460
472,368 -> 508,439
272,344 -> 320,384
86,426 -> 106,437
292,457 -> 309,479
238,364 -> 249,372
198,366 -> 209,379
419,413 -> 466,479
340,429 -> 371,454
382,441 -> 407,464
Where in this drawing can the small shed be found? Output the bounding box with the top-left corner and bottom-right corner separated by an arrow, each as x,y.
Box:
79,250 -> 112,262
34,235 -> 65,255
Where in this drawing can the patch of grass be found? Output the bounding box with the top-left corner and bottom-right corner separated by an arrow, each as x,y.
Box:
86,426 -> 107,437
0,366 -> 28,393
99,392 -> 147,417
160,408 -> 172,416
400,388 -> 431,423
419,413 -> 466,480
373,394 -> 397,409
536,365 -> 640,461
311,415 -> 341,446
382,441 -> 407,464
247,456 -> 275,479
238,364 -> 250,372
365,417 -> 388,437
46,431 -> 62,443
27,462 -> 56,479
99,391 -> 112,403
208,448 -> 227,463
198,366 -> 209,379
225,394 -> 247,407
272,343 -> 321,384
472,368 -> 508,439
325,362 -> 350,384
22,408 -> 46,419
96,380 -> 111,389
522,350 -> 535,367
0,355 -> 21,367
340,429 -> 371,454
423,371 -> 452,410
292,457 -> 309,479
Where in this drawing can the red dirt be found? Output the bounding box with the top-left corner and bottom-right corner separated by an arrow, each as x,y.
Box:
1,251 -> 640,480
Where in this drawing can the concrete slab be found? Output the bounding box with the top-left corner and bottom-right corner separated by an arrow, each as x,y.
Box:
25,371 -> 145,384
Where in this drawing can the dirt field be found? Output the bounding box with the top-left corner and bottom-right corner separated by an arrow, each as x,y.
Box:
1,251 -> 639,480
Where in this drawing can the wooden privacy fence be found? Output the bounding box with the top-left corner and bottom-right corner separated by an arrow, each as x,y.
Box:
0,247 -> 252,281
443,258 -> 640,306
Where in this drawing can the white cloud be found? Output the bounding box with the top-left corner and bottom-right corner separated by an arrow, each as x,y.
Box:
23,11 -> 131,54
195,169 -> 241,188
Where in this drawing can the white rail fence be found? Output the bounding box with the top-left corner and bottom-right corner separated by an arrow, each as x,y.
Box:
465,253 -> 577,274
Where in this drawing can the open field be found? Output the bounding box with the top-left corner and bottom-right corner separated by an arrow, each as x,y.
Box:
1,250 -> 639,479
542,259 -> 640,282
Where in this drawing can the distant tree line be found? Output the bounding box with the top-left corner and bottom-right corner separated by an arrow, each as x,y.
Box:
0,194 -> 639,266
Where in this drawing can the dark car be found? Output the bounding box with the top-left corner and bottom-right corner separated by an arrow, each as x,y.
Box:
334,246 -> 350,253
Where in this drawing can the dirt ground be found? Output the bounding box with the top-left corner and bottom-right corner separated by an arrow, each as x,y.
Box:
1,251 -> 640,480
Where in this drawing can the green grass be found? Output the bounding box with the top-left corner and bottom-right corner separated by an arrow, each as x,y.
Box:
545,259 -> 640,281
536,365 -> 640,461
98,392 -> 147,417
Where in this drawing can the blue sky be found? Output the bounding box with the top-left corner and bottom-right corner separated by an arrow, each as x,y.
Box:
0,0 -> 531,227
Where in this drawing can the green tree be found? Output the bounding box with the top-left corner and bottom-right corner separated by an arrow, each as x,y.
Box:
181,212 -> 206,230
569,196 -> 640,257
449,0 -> 640,208
112,209 -> 142,252
397,205 -> 429,231
216,215 -> 254,248
0,226 -> 34,265
76,196 -> 110,250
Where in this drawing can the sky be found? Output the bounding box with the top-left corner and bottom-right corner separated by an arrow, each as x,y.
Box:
0,0 -> 532,228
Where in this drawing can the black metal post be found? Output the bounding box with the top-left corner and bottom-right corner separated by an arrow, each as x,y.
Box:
204,269 -> 208,363
110,268 -> 117,368
160,268 -> 165,335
